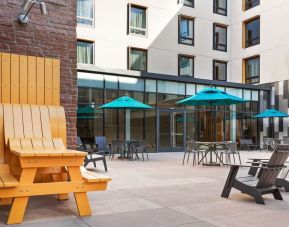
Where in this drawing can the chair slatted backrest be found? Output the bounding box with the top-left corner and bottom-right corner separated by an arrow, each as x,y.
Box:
0,104 -> 67,163
256,144 -> 289,188
95,136 -> 107,151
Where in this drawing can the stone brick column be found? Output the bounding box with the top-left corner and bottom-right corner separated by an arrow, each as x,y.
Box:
0,0 -> 77,148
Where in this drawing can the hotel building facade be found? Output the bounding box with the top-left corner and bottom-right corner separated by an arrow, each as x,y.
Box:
76,0 -> 289,152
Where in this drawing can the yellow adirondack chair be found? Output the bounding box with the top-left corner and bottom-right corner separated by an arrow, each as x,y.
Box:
0,104 -> 111,224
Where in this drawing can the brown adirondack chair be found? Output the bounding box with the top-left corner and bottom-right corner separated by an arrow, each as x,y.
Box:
221,144 -> 289,204
0,104 -> 111,224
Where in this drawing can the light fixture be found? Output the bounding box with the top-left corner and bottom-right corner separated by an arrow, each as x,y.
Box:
18,0 -> 48,25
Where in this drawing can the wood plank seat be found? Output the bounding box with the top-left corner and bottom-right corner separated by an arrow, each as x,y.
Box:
0,165 -> 18,188
0,104 -> 111,224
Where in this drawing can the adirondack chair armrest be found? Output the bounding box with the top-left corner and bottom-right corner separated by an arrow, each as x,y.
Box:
227,164 -> 271,169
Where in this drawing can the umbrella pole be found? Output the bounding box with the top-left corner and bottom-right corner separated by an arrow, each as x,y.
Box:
125,109 -> 131,141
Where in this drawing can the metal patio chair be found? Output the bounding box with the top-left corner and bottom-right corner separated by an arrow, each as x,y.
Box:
182,141 -> 207,166
220,142 -> 241,165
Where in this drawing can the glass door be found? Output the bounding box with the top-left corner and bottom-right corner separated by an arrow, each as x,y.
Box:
158,110 -> 185,152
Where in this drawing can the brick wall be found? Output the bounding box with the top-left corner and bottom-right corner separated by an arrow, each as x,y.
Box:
0,0 -> 77,148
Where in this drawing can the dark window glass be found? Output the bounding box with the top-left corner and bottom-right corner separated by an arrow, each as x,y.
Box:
245,56 -> 260,84
77,40 -> 94,64
213,24 -> 227,51
245,0 -> 260,10
179,16 -> 194,45
129,48 -> 147,71
213,0 -> 227,16
245,17 -> 260,48
213,60 -> 227,81
179,55 -> 194,77
129,5 -> 147,36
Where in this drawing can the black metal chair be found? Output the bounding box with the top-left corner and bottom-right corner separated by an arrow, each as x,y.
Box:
77,137 -> 108,171
134,140 -> 149,161
239,139 -> 260,151
220,143 -> 241,165
221,144 -> 289,204
182,141 -> 207,166
263,138 -> 274,151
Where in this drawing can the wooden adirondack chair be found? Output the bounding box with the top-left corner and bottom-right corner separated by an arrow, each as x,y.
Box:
0,104 -> 111,224
221,144 -> 289,204
247,158 -> 289,192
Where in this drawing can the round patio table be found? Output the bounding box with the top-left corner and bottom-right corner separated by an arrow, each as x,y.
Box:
196,141 -> 229,166
116,140 -> 142,160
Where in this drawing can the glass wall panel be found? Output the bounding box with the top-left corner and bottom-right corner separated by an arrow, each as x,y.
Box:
252,90 -> 259,101
186,110 -> 196,141
104,90 -> 118,144
186,84 -> 195,95
146,79 -> 156,92
157,94 -> 185,108
158,81 -> 185,95
243,90 -> 251,100
196,84 -> 210,93
78,73 -> 104,88
104,75 -> 118,89
226,87 -> 242,98
145,109 -> 156,151
119,77 -> 144,91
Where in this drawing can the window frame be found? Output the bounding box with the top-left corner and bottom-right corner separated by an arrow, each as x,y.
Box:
213,0 -> 227,16
77,0 -> 95,27
213,23 -> 228,52
243,16 -> 260,48
243,55 -> 260,84
213,60 -> 227,81
77,39 -> 95,65
178,15 -> 195,46
127,47 -> 148,72
128,3 -> 148,37
178,0 -> 194,8
244,0 -> 260,11
178,54 -> 195,77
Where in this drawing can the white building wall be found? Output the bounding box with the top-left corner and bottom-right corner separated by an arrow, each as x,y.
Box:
77,0 -> 231,81
77,0 -> 289,84
230,0 -> 289,84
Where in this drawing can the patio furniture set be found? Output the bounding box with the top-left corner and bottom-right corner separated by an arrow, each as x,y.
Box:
183,141 -> 241,166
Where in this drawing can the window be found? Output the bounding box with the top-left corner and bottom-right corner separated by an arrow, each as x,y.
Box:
244,0 -> 260,10
213,0 -> 227,16
77,0 -> 94,26
77,40 -> 94,64
128,4 -> 147,36
179,0 -> 194,7
213,23 -> 227,52
213,60 -> 227,81
178,15 -> 194,46
244,56 -> 260,84
244,17 -> 260,48
178,55 -> 194,77
128,47 -> 147,71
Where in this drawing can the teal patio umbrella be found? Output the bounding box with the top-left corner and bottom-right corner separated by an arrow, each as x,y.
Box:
177,87 -> 247,106
177,87 -> 248,141
254,109 -> 289,118
254,109 -> 289,138
99,96 -> 153,140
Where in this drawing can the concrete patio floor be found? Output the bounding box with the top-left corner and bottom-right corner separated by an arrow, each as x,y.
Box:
1,151 -> 289,227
